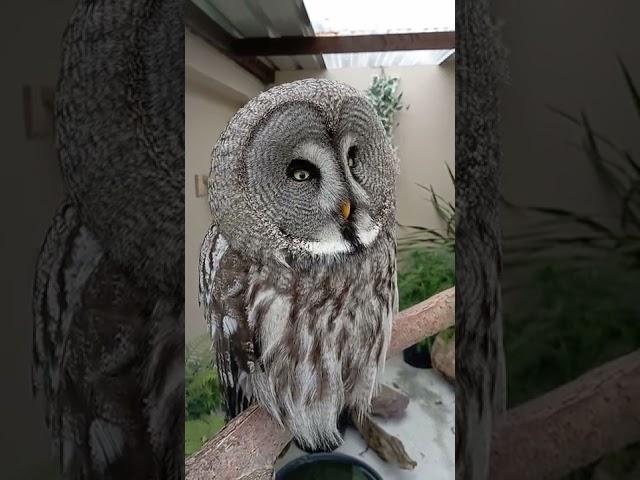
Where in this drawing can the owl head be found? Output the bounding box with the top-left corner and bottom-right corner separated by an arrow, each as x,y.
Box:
55,0 -> 184,298
210,79 -> 397,266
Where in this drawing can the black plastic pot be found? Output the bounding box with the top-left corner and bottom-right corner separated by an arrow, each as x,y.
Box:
403,343 -> 431,369
276,452 -> 383,480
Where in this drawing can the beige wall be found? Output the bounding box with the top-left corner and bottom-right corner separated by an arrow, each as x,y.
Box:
276,64 -> 455,231
3,1 -> 77,478
186,30 -> 264,103
185,32 -> 263,340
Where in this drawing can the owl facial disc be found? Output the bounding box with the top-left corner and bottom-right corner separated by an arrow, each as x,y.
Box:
210,79 -> 396,265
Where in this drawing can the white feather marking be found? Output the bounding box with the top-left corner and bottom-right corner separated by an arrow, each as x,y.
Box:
303,237 -> 353,255
247,288 -> 275,328
237,370 -> 253,400
259,295 -> 291,355
293,142 -> 334,169
223,351 -> 235,387
89,419 -> 125,473
209,234 -> 228,278
222,315 -> 238,337
358,222 -> 381,246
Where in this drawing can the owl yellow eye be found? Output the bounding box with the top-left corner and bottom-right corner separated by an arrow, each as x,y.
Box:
293,169 -> 310,181
287,158 -> 319,182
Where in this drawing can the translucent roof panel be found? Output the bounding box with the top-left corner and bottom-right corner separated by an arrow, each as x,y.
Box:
322,50 -> 453,69
303,0 -> 454,67
303,0 -> 454,35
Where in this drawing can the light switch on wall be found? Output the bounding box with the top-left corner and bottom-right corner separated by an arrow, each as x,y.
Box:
23,85 -> 54,139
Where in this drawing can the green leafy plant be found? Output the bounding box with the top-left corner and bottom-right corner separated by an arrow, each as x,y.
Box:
398,165 -> 456,252
395,163 -> 455,356
365,72 -> 407,140
398,164 -> 456,254
185,413 -> 226,457
505,262 -> 640,480
501,58 -> 640,480
185,334 -> 224,456
502,58 -> 640,402
505,263 -> 640,407
397,247 -> 455,352
397,248 -> 455,311
186,335 -> 221,419
186,368 -> 220,420
504,58 -> 640,270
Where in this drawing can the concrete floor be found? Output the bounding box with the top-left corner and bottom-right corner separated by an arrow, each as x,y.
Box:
276,355 -> 455,479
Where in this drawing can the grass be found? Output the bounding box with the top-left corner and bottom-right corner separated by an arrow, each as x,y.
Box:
397,247 -> 455,311
397,246 -> 455,351
505,261 -> 640,407
185,413 -> 226,456
504,261 -> 640,479
185,334 -> 225,457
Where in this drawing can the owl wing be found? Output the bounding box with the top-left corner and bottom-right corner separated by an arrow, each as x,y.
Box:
33,200 -> 103,423
33,201 -> 183,479
33,201 -> 106,477
199,225 -> 255,420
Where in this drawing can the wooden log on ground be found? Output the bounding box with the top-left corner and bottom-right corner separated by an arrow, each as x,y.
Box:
490,349 -> 640,480
185,287 -> 455,480
371,384 -> 410,419
431,329 -> 455,382
352,414 -> 418,470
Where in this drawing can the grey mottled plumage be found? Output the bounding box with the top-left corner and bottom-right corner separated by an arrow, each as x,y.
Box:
456,1 -> 507,479
199,79 -> 399,451
32,1 -> 184,478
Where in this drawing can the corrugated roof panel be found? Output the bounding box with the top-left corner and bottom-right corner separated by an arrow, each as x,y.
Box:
303,0 -> 454,67
203,0 -> 271,37
303,0 -> 454,35
257,0 -> 315,37
323,49 -> 454,69
194,0 -> 451,71
202,0 -> 324,70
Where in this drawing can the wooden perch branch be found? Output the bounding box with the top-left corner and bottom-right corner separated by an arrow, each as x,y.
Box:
185,287 -> 455,480
388,287 -> 455,354
186,406 -> 290,480
490,349 -> 640,480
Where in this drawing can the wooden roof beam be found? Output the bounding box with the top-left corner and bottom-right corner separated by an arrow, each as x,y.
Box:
232,31 -> 455,57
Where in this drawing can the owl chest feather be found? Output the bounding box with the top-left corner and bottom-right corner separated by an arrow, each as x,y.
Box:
201,224 -> 397,449
243,234 -> 396,447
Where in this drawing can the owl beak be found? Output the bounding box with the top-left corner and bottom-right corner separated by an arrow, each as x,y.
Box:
340,200 -> 351,220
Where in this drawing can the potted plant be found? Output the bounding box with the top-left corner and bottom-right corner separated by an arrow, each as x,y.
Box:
397,172 -> 455,369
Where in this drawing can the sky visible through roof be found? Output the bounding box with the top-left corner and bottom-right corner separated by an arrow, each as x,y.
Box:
303,0 -> 454,67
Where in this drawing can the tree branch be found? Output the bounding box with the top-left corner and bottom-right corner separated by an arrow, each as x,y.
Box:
388,287 -> 455,354
185,287 -> 455,479
490,349 -> 640,479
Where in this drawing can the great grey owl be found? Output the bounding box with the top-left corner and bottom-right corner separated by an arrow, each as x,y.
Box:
456,1 -> 506,479
32,0 -> 184,478
199,79 -> 399,451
